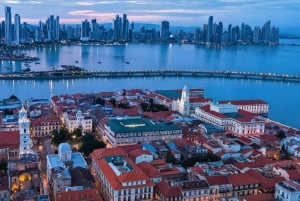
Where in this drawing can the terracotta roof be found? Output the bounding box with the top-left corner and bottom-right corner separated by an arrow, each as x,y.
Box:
156,180 -> 182,198
218,99 -> 268,105
241,193 -> 274,201
0,131 -> 19,149
247,169 -> 284,190
138,162 -> 162,178
129,149 -> 152,159
31,115 -> 60,127
93,155 -> 154,190
205,175 -> 230,186
91,147 -> 126,159
228,172 -> 260,187
119,144 -> 142,153
189,97 -> 212,103
55,188 -> 103,201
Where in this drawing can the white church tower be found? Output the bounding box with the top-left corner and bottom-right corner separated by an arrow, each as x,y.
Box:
18,106 -> 32,158
178,85 -> 190,116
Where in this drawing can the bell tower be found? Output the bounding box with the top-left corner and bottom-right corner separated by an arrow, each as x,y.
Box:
18,105 -> 31,158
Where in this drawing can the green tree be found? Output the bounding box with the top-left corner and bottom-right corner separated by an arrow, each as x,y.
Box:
165,151 -> 176,164
276,130 -> 286,140
52,128 -> 70,145
8,95 -> 18,100
79,134 -> 106,156
181,153 -> 221,168
110,98 -> 116,107
74,128 -> 82,138
95,97 -> 105,105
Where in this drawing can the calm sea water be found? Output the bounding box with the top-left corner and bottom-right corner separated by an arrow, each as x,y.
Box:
0,40 -> 299,129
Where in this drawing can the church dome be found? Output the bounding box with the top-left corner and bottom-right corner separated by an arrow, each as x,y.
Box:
58,143 -> 72,154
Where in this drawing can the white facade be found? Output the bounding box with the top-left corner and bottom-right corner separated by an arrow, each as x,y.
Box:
135,154 -> 154,164
18,106 -> 32,157
178,85 -> 190,116
194,105 -> 265,136
219,100 -> 269,115
275,181 -> 300,201
63,110 -> 92,133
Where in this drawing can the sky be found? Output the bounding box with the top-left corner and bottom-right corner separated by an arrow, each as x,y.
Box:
0,0 -> 299,31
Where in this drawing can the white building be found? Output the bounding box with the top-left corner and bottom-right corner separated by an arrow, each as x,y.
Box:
91,147 -> 154,201
194,103 -> 265,136
218,99 -> 269,116
178,85 -> 190,116
46,143 -> 88,195
18,106 -> 34,158
275,180 -> 300,201
63,110 -> 92,133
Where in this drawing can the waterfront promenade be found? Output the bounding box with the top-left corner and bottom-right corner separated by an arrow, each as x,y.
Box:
0,69 -> 300,83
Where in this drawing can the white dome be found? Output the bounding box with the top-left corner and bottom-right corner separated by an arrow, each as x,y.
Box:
58,143 -> 72,154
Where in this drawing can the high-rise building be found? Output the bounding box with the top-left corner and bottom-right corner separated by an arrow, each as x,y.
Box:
271,27 -> 279,44
160,20 -> 170,41
122,14 -> 129,41
55,16 -> 60,40
206,16 -> 213,44
5,6 -> 12,45
81,19 -> 90,40
90,18 -> 100,40
14,14 -> 20,44
46,15 -> 55,41
253,26 -> 260,44
261,20 -> 271,44
215,22 -> 223,44
113,14 -> 122,41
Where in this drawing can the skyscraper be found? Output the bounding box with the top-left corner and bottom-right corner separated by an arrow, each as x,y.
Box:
14,14 -> 20,45
160,20 -> 170,41
81,19 -> 90,39
5,6 -> 12,45
206,16 -> 213,44
113,14 -> 122,41
122,14 -> 129,41
55,16 -> 60,40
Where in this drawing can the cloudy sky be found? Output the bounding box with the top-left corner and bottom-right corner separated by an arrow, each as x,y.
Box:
0,0 -> 299,30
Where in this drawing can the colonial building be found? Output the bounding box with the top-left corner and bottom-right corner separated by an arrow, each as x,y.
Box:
63,110 -> 92,133
228,172 -> 260,197
102,117 -> 182,147
46,143 -> 88,195
8,106 -> 40,201
31,116 -> 61,137
218,99 -> 269,116
275,180 -> 300,201
91,147 -> 155,201
194,103 -> 265,136
0,131 -> 19,162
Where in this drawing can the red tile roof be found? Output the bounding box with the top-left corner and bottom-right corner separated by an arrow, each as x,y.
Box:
138,162 -> 162,178
241,193 -> 274,201
205,175 -> 230,186
91,147 -> 126,159
156,180 -> 182,198
228,172 -> 260,187
129,149 -> 151,159
219,99 -> 268,105
247,169 -> 284,190
55,188 -> 103,201
31,115 -> 60,127
0,131 -> 19,149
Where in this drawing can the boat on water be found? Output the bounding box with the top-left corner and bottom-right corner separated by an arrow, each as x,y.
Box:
98,61 -> 102,64
75,61 -> 79,63
125,61 -> 130,64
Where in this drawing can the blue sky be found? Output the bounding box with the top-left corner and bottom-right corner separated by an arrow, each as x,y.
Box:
1,0 -> 299,30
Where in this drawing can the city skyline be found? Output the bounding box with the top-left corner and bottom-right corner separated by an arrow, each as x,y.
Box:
0,0 -> 299,32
